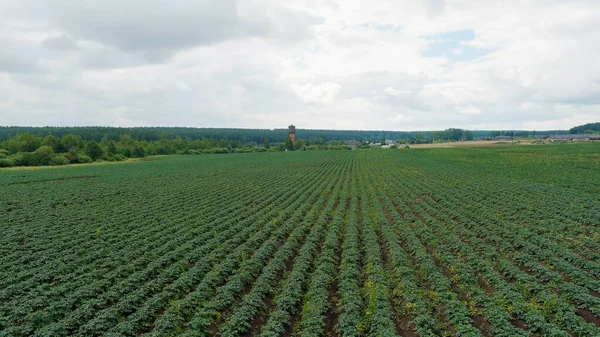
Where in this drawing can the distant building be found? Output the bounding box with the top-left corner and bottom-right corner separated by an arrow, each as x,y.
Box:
347,141 -> 358,150
288,125 -> 296,145
540,134 -> 600,142
385,139 -> 397,145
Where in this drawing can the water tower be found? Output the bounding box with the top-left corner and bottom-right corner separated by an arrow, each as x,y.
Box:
288,124 -> 296,146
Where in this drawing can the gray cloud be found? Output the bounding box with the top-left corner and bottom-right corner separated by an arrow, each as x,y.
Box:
0,53 -> 39,73
0,40 -> 40,73
42,34 -> 78,50
1,0 -> 599,130
50,1 -> 254,51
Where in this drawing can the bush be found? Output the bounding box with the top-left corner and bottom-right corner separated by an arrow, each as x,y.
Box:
113,154 -> 127,161
201,148 -> 229,154
12,152 -> 35,166
76,154 -> 93,163
0,158 -> 14,167
49,156 -> 69,166
33,146 -> 55,165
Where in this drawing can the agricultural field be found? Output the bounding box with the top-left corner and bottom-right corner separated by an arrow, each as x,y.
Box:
1,144 -> 599,337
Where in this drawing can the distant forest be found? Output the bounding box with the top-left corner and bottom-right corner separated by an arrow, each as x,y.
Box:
0,124 -> 591,168
569,122 -> 600,134
0,126 -> 570,143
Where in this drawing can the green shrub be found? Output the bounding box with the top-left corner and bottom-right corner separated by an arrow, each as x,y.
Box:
113,154 -> 127,161
76,154 -> 93,163
63,150 -> 78,163
0,158 -> 14,167
201,148 -> 229,154
11,152 -> 35,166
32,146 -> 55,165
49,156 -> 69,166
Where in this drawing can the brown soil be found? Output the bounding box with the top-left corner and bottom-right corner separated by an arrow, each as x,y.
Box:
324,227 -> 345,336
472,314 -> 493,336
397,314 -> 418,337
323,279 -> 340,336
477,277 -> 496,295
576,308 -> 600,328
243,301 -> 275,337
511,318 -> 528,330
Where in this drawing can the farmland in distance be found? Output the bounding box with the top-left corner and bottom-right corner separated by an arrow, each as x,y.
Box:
1,144 -> 599,336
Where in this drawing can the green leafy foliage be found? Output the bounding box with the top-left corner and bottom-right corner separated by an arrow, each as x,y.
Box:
0,144 -> 599,336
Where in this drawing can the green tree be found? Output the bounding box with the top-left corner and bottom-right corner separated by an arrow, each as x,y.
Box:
264,137 -> 270,149
61,134 -> 84,152
119,134 -> 136,147
285,135 -> 294,151
86,141 -> 104,161
32,146 -> 55,165
310,138 -> 326,146
107,140 -> 118,155
132,145 -> 146,158
584,129 -> 597,134
4,139 -> 20,154
42,135 -> 61,152
17,134 -> 42,152
294,138 -> 305,150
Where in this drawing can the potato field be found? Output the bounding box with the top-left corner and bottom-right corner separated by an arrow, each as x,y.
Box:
1,144 -> 600,337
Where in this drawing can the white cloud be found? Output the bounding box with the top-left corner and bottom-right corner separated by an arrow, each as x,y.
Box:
387,113 -> 414,123
520,102 -> 541,110
292,82 -> 341,104
383,87 -> 412,96
0,0 -> 599,130
176,81 -> 192,91
522,105 -> 600,130
455,106 -> 481,115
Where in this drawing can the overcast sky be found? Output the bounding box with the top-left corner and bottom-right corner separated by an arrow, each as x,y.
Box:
1,0 -> 599,130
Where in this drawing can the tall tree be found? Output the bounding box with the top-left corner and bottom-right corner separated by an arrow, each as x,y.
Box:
107,140 -> 118,155
86,141 -> 104,161
285,135 -> 294,151
42,135 -> 61,152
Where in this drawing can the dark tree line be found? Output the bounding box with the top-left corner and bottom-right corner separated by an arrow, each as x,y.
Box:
569,122 -> 600,134
0,126 -> 495,144
0,126 -> 574,144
